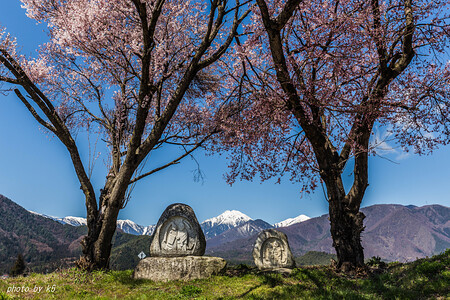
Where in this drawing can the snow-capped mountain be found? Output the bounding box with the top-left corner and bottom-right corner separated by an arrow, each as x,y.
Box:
201,210 -> 252,239
206,219 -> 273,248
30,209 -> 309,240
29,211 -> 87,226
29,210 -> 155,235
274,214 -> 310,228
58,216 -> 88,226
202,210 -> 252,227
116,220 -> 155,236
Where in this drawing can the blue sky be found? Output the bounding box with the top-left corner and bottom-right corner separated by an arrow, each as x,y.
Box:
0,1 -> 449,226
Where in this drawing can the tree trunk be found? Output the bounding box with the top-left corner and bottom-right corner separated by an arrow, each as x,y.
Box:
324,175 -> 366,271
77,208 -> 121,270
329,198 -> 365,270
76,181 -> 123,271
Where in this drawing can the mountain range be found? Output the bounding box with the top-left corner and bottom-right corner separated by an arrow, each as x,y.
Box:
1,193 -> 449,272
29,212 -> 157,236
205,204 -> 450,264
31,209 -> 311,239
39,205 -> 450,263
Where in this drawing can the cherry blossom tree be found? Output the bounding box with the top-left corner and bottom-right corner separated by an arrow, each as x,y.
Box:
0,0 -> 249,270
215,0 -> 450,270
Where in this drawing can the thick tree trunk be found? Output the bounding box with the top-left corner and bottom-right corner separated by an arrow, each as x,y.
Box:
329,197 -> 365,270
77,210 -> 121,270
76,179 -> 123,271
77,204 -> 121,270
323,174 -> 366,272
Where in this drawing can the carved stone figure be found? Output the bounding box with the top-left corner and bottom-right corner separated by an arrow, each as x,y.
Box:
253,229 -> 295,271
160,216 -> 196,252
262,238 -> 287,267
150,203 -> 206,257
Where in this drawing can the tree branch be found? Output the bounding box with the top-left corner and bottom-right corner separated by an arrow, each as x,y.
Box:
198,1 -> 251,69
0,48 -> 98,221
371,0 -> 388,70
14,89 -> 56,133
0,75 -> 19,84
129,132 -> 214,184
275,0 -> 303,29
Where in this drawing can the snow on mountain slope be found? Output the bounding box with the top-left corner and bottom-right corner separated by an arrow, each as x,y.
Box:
274,214 -> 310,228
29,211 -> 87,226
29,210 -> 155,235
116,220 -> 156,236
201,210 -> 252,239
116,219 -> 144,235
58,216 -> 88,226
142,225 -> 156,236
202,210 -> 252,227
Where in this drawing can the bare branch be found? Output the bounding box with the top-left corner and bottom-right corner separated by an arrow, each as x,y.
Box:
14,89 -> 57,133
129,132 -> 215,184
0,75 -> 19,84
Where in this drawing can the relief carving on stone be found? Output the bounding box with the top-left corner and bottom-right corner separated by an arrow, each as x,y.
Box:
159,217 -> 197,252
261,238 -> 287,267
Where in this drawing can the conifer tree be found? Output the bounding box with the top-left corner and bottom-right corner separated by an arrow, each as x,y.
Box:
10,254 -> 26,277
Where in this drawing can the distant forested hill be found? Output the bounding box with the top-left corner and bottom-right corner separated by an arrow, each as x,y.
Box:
0,194 -> 149,273
0,194 -> 87,273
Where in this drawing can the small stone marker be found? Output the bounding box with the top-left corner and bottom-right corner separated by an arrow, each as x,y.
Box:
138,251 -> 146,260
149,203 -> 206,257
253,229 -> 295,272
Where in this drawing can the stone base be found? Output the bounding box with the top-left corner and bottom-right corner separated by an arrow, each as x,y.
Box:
133,256 -> 227,282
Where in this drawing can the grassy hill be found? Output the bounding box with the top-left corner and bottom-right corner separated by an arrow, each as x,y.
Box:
0,249 -> 448,299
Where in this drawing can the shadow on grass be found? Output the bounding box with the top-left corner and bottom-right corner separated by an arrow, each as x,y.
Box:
260,273 -> 284,288
231,267 -> 428,299
236,284 -> 262,298
224,264 -> 259,277
103,250 -> 450,299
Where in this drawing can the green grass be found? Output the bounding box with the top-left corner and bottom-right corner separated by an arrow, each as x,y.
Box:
0,249 -> 448,299
295,251 -> 337,266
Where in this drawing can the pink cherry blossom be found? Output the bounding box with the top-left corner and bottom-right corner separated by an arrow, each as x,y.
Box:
1,0 -> 250,270
210,0 -> 450,270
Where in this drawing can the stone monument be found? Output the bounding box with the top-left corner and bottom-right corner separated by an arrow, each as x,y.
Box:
133,203 -> 226,281
253,229 -> 295,272
149,203 -> 205,257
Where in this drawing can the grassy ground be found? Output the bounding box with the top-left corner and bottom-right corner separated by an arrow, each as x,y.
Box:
0,249 -> 448,300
